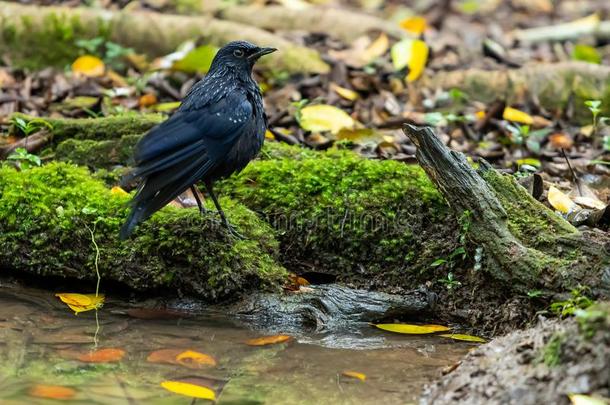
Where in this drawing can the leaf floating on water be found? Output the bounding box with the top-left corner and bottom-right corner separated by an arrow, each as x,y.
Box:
77,348 -> 125,363
148,348 -> 184,364
176,350 -> 217,367
390,39 -> 429,82
72,55 -> 105,77
548,186 -> 576,214
502,107 -> 534,125
342,371 -> 367,381
245,335 -> 293,346
399,16 -> 427,35
55,293 -> 104,314
298,105 -> 356,134
29,384 -> 77,400
374,323 -> 450,334
439,334 -> 486,343
569,394 -> 609,405
160,381 -> 216,400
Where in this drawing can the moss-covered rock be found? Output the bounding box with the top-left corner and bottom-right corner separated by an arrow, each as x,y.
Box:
0,162 -> 286,300
219,145 -> 459,289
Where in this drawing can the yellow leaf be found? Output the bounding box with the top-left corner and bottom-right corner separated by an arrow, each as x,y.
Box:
160,381 -> 216,400
56,293 -> 104,314
503,107 -> 534,125
439,333 -> 486,343
110,186 -> 128,196
399,16 -> 427,35
72,55 -> 105,77
265,130 -> 275,140
245,335 -> 293,346
342,371 -> 366,381
569,394 -> 609,405
391,39 -> 429,82
151,102 -> 182,112
330,83 -> 359,101
139,93 -> 158,108
475,110 -> 486,120
374,323 -> 450,334
298,105 -> 355,134
361,33 -> 389,64
548,186 -> 576,214
175,350 -> 217,367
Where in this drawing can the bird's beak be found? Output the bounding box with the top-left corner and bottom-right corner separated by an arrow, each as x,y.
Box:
248,47 -> 277,60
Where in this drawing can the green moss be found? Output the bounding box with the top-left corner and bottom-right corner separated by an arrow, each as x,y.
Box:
541,332 -> 565,367
0,13 -> 111,70
55,134 -> 140,168
481,170 -> 577,248
220,143 -> 457,286
0,163 -> 286,301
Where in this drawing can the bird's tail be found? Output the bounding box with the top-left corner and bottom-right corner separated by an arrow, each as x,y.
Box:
119,205 -> 145,240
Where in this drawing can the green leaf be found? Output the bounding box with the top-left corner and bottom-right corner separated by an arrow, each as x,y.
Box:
430,258 -> 447,267
571,44 -> 602,64
172,45 -> 219,74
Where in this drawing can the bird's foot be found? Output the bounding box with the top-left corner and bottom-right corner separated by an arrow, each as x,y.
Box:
223,221 -> 246,240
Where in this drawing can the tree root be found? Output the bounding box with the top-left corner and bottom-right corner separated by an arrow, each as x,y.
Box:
403,124 -> 610,296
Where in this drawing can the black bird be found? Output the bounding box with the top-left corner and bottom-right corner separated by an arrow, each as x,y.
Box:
120,41 -> 276,239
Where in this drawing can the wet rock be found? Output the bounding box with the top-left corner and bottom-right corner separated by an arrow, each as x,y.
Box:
226,284 -> 436,333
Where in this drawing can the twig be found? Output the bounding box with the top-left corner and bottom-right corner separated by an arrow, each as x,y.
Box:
561,148 -> 582,196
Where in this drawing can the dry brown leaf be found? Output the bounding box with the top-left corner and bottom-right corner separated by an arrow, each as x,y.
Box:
29,385 -> 77,400
77,348 -> 125,363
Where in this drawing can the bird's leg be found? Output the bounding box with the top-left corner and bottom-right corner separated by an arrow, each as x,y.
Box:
190,185 -> 208,215
204,181 -> 245,239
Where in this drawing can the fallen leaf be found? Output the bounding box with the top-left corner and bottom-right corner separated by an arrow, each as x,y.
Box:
29,384 -> 76,400
245,335 -> 293,346
106,70 -> 128,87
361,33 -> 389,64
342,371 -> 366,381
548,186 -> 576,214
330,83 -> 359,101
72,55 -> 105,77
172,44 -> 219,73
391,38 -> 429,81
77,348 -> 125,363
147,348 -> 184,365
439,333 -> 486,343
298,104 -> 355,134
399,16 -> 427,35
374,323 -> 450,334
56,293 -> 104,314
569,394 -> 609,405
176,350 -> 217,367
160,381 -> 216,400
150,102 -> 181,112
265,130 -> 275,140
110,186 -> 128,196
139,94 -> 158,108
503,107 -> 534,125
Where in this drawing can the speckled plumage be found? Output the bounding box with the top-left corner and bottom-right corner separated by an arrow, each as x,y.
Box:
120,41 -> 275,239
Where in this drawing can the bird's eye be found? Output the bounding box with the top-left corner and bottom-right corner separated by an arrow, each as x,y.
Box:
233,49 -> 245,58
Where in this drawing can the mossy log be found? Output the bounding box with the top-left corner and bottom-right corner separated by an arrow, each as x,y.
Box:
219,5 -> 406,43
420,62 -> 610,122
403,124 -> 610,296
0,1 -> 329,74
0,163 -> 287,301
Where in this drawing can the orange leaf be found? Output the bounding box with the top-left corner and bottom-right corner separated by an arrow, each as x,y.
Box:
77,348 -> 125,363
139,93 -> 158,107
342,370 -> 367,381
29,384 -> 76,400
549,133 -> 574,149
176,350 -> 217,367
147,348 -> 184,364
245,335 -> 292,346
72,55 -> 105,77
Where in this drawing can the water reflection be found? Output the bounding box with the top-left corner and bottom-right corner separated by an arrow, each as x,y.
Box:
0,282 -> 469,404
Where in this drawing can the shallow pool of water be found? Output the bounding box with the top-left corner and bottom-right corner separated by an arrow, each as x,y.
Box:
0,282 -> 470,404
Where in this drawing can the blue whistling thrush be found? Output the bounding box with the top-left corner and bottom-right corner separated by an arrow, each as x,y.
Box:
120,41 -> 276,239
